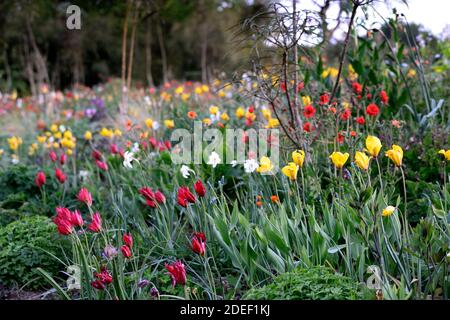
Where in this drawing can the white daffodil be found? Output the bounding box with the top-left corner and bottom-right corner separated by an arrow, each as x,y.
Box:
244,158 -> 259,173
123,151 -> 139,169
230,160 -> 238,167
180,165 -> 195,178
207,151 -> 221,168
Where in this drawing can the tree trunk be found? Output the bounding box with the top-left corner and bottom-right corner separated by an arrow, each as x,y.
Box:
127,0 -> 140,89
157,18 -> 168,84
145,18 -> 154,87
121,0 -> 132,114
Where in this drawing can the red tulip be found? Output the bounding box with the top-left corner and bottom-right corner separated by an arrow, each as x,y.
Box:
366,103 -> 380,117
91,149 -> 102,161
356,116 -> 365,125
295,82 -> 304,93
139,187 -> 154,200
193,180 -> 206,197
88,212 -> 102,232
352,82 -> 363,95
77,187 -> 92,206
110,144 -> 119,154
177,186 -> 196,207
55,168 -> 66,183
123,233 -> 133,248
120,245 -> 132,258
319,93 -> 330,105
70,209 -> 84,227
340,109 -> 351,121
303,105 -> 316,118
49,151 -> 57,162
95,160 -> 108,171
53,207 -> 73,235
154,190 -> 166,204
380,90 -> 389,105
191,232 -> 206,256
60,153 -> 67,165
35,171 -> 46,189
165,260 -> 186,287
91,280 -> 106,290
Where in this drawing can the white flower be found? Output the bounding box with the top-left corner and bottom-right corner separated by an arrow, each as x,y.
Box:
123,151 -> 139,169
131,142 -> 140,153
230,160 -> 238,167
152,121 -> 160,130
59,125 -> 66,133
180,165 -> 195,178
207,151 -> 221,168
79,170 -> 90,181
244,158 -> 259,173
11,156 -> 19,165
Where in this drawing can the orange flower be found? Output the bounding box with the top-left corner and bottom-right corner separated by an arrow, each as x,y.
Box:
256,201 -> 263,207
270,195 -> 279,203
187,111 -> 197,119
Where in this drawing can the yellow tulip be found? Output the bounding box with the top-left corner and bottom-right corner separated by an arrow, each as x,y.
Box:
385,145 -> 403,167
261,108 -> 271,120
365,136 -> 382,157
266,118 -> 280,129
63,131 -> 72,139
292,150 -> 305,168
7,136 -> 22,151
330,152 -> 349,169
220,112 -> 230,122
164,120 -> 175,129
382,206 -> 396,217
257,156 -> 273,173
202,118 -> 212,125
209,106 -> 219,115
145,118 -> 154,129
37,135 -> 47,144
355,151 -> 370,170
54,132 -> 62,139
281,162 -> 299,181
114,129 -> 122,137
100,127 -> 113,138
302,96 -> 312,106
84,131 -> 92,141
438,149 -> 450,161
235,107 -> 245,119
50,124 -> 58,133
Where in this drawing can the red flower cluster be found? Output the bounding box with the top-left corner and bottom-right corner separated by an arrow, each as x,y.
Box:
91,267 -> 113,290
165,260 -> 186,287
55,168 -> 66,183
191,232 -> 206,256
53,207 -> 84,235
121,233 -> 133,258
149,137 -> 172,152
139,187 -> 166,207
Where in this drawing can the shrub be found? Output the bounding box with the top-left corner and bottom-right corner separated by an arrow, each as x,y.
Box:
243,266 -> 363,300
0,215 -> 70,290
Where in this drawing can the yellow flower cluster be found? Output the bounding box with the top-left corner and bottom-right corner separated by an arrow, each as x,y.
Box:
8,136 -> 22,151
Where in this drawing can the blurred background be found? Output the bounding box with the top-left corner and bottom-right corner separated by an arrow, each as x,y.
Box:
0,0 -> 448,95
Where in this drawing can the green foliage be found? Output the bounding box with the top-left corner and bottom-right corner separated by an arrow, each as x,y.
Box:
0,215 -> 70,289
243,266 -> 363,300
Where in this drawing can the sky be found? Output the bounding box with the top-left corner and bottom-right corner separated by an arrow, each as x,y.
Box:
277,0 -> 450,39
